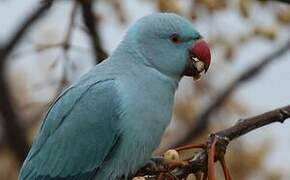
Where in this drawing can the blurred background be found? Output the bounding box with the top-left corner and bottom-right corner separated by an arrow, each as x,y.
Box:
0,0 -> 290,179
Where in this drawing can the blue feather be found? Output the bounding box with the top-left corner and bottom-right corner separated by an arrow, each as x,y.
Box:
19,13 -> 203,179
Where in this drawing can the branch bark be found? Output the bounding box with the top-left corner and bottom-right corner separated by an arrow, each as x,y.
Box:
185,104 -> 290,175
217,105 -> 290,140
272,0 -> 290,4
136,105 -> 290,179
0,0 -> 54,163
173,39 -> 290,148
79,0 -> 108,63
178,105 -> 290,177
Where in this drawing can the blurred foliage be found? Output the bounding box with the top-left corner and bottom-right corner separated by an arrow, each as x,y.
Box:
0,0 -> 290,179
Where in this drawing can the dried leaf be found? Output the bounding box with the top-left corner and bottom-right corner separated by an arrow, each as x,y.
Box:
195,0 -> 227,12
224,41 -> 236,61
257,0 -> 269,5
254,26 -> 277,40
158,0 -> 181,13
276,8 -> 290,25
239,0 -> 251,18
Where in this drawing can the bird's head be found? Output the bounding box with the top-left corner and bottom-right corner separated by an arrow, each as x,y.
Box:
122,13 -> 211,81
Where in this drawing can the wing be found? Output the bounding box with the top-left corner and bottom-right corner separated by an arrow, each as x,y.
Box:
19,79 -> 121,179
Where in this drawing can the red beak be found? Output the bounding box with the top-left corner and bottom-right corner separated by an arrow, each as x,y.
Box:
191,40 -> 211,72
183,39 -> 211,79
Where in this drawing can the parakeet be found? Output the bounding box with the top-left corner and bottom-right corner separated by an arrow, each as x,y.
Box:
19,13 -> 211,180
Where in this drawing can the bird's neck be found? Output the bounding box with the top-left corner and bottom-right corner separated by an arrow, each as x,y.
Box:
111,41 -> 181,87
112,39 -> 150,65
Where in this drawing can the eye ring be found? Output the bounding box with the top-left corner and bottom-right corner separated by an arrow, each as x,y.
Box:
170,33 -> 182,44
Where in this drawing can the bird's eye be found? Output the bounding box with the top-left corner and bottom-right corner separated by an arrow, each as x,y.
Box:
170,33 -> 182,44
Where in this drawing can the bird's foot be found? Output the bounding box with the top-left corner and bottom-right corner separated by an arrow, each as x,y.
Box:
140,156 -> 167,173
148,156 -> 165,171
133,156 -> 167,179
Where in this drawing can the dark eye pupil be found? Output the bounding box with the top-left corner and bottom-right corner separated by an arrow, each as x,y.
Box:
171,34 -> 181,44
172,37 -> 178,42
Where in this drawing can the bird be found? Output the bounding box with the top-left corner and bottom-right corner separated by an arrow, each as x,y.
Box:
19,13 -> 211,180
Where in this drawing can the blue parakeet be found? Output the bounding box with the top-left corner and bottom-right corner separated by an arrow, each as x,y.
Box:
19,13 -> 211,180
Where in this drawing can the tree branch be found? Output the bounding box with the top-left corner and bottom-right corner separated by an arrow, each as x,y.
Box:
272,0 -> 290,4
136,105 -> 290,179
0,0 -> 54,61
186,104 -> 290,175
173,39 -> 290,147
0,0 -> 54,163
54,1 -> 79,95
78,0 -> 108,63
217,105 -> 290,140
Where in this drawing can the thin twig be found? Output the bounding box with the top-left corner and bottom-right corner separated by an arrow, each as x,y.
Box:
62,1 -> 78,51
78,0 -> 108,63
53,1 -> 79,95
0,0 -> 54,163
173,39 -> 290,147
10,1 -> 78,59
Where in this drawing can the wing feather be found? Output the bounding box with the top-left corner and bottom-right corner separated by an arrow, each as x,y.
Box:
19,79 -> 121,179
